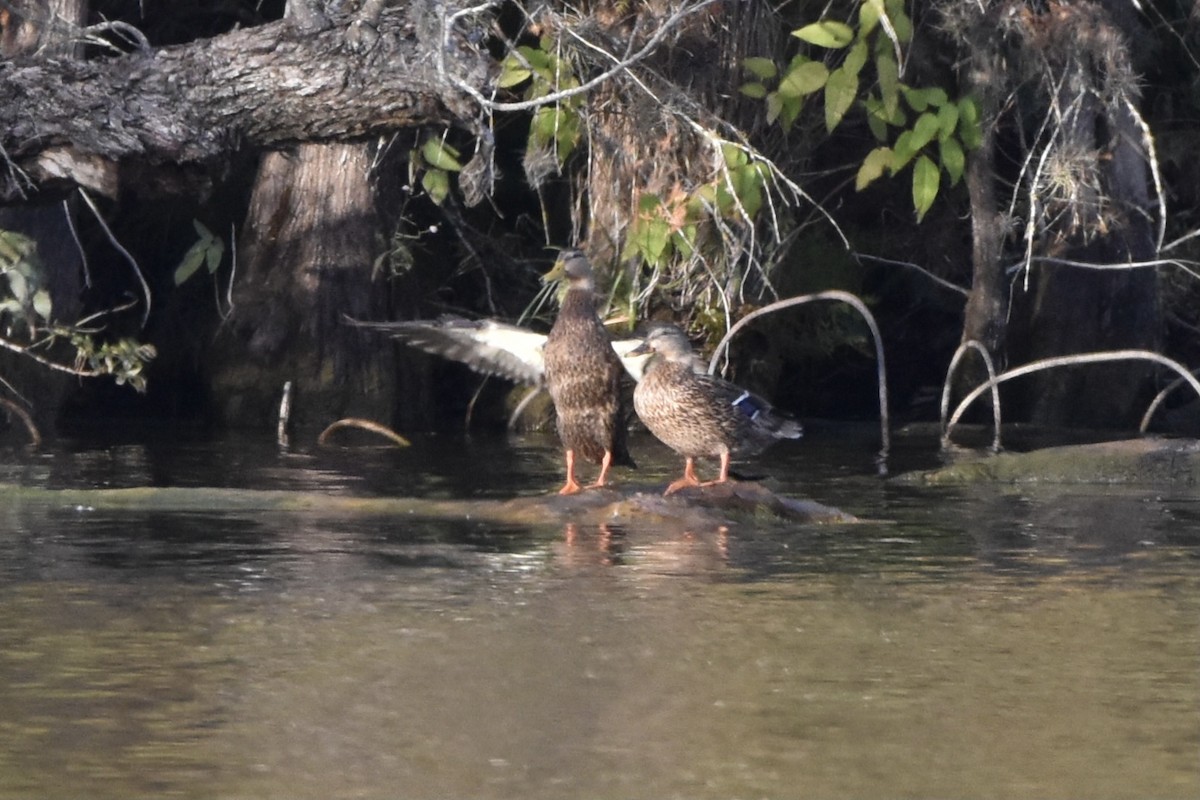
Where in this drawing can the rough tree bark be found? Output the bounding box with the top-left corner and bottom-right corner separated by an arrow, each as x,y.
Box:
0,4 -> 488,202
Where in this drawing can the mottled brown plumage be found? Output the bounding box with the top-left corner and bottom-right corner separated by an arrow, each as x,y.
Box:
542,249 -> 635,494
631,323 -> 801,495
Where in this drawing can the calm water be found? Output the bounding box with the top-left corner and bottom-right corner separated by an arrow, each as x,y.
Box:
0,427 -> 1197,799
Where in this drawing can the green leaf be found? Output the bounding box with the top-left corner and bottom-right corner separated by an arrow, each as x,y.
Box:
936,102 -> 960,140
778,60 -> 828,98
642,219 -> 671,262
843,39 -> 869,78
497,58 -> 532,89
192,219 -> 213,241
740,82 -> 768,99
517,45 -> 550,72
31,288 -> 51,320
778,95 -> 802,131
765,91 -> 784,125
638,193 -> 662,213
891,129 -> 918,173
939,136 -> 965,186
824,65 -> 858,133
721,143 -> 748,168
553,110 -> 581,160
912,154 -> 940,221
7,270 -> 26,303
422,139 -> 463,172
910,111 -> 941,150
734,164 -> 765,218
205,237 -> 225,274
421,168 -> 451,205
792,20 -> 855,48
173,241 -> 208,286
865,96 -> 890,141
884,0 -> 913,43
743,57 -> 778,80
958,95 -> 984,150
876,52 -> 899,117
859,0 -> 883,35
673,224 -> 698,258
903,86 -> 948,113
856,146 -> 893,190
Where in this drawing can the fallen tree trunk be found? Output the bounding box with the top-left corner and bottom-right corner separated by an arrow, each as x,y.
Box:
0,4 -> 487,201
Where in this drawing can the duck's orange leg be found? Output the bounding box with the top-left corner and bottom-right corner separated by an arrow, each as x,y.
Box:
698,451 -> 733,488
664,457 -> 703,495
558,449 -> 583,495
583,449 -> 614,490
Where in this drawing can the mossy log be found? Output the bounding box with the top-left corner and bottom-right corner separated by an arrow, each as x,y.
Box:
3,479 -> 856,529
902,437 -> 1200,485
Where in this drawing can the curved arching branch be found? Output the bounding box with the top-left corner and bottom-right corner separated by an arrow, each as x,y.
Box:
946,351 -> 1200,439
709,290 -> 890,459
940,340 -> 1001,450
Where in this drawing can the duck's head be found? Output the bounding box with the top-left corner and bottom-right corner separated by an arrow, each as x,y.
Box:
629,322 -> 697,364
542,248 -> 595,290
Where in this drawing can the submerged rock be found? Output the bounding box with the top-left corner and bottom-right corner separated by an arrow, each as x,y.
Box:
2,480 -> 856,529
902,437 -> 1200,485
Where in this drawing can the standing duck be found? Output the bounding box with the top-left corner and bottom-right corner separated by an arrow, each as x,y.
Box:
347,250 -> 637,495
542,249 -> 635,494
630,323 -> 801,495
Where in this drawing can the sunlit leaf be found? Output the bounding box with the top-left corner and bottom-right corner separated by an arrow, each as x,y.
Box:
876,52 -> 899,117
939,136 -> 965,186
910,111 -> 941,150
31,288 -> 51,320
958,95 -> 984,150
843,39 -> 869,78
740,82 -> 768,99
912,154 -> 940,221
205,237 -> 225,274
638,193 -> 662,213
422,139 -> 463,172
792,20 -> 855,49
778,60 -> 828,98
779,95 -> 802,131
174,243 -> 207,285
859,0 -> 883,35
674,224 -> 697,258
722,143 -> 748,168
421,168 -> 451,205
864,96 -> 889,141
743,57 -> 778,80
517,45 -> 550,71
884,0 -> 913,42
824,66 -> 858,133
765,91 -> 784,124
497,55 -> 532,88
936,102 -> 959,140
891,129 -> 918,173
856,146 -> 893,190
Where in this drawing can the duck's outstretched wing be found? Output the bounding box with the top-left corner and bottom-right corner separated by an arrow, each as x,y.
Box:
350,315 -> 651,386
347,315 -> 549,386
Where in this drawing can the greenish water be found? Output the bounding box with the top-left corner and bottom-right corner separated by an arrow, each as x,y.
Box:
0,429 -> 1196,799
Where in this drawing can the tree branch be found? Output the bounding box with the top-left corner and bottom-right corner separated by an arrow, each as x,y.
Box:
0,5 -> 490,201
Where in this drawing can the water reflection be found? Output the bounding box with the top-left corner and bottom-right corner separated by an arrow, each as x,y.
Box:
0,431 -> 1196,798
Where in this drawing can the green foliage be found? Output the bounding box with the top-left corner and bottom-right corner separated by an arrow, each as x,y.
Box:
498,38 -> 585,168
743,0 -> 985,221
409,137 -> 463,206
173,220 -> 225,285
0,228 -> 155,391
0,229 -> 51,327
69,335 -> 157,392
621,147 -> 770,270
